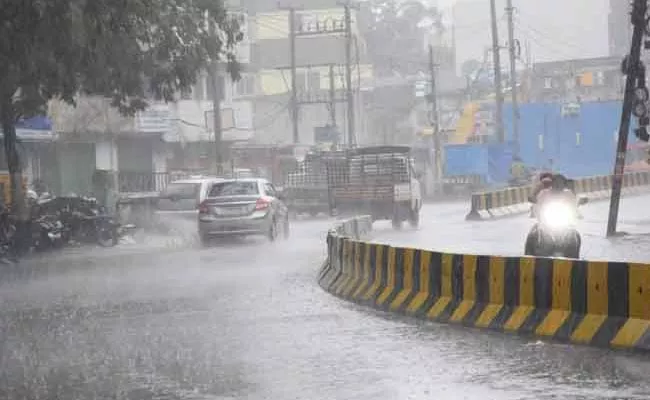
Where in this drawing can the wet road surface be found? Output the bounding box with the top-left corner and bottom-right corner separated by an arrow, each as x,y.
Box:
1,205 -> 650,399
374,193 -> 650,263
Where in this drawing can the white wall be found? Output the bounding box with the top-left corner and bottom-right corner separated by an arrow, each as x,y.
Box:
95,140 -> 118,171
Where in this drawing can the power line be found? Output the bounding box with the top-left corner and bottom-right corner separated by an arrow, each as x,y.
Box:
252,102 -> 291,130
515,20 -> 583,54
514,21 -> 578,60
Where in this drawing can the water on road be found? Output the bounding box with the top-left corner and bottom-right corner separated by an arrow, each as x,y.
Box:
0,201 -> 649,400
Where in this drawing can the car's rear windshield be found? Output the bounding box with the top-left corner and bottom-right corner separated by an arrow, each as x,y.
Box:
161,182 -> 200,199
209,181 -> 259,197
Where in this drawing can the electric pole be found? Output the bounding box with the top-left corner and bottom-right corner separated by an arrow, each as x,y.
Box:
343,2 -> 356,147
287,7 -> 300,144
506,0 -> 519,155
329,64 -> 337,127
208,19 -> 223,174
607,0 -> 648,237
490,0 -> 505,143
428,44 -> 442,195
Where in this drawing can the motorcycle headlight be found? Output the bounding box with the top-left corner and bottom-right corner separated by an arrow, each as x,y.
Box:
540,201 -> 575,229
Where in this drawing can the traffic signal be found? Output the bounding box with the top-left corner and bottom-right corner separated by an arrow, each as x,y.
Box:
635,126 -> 650,142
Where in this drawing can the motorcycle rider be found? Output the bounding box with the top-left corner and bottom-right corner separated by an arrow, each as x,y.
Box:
529,172 -> 553,217
509,156 -> 529,186
531,173 -> 578,219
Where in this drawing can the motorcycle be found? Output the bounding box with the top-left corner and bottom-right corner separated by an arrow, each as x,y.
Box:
30,214 -> 66,251
59,197 -> 135,247
524,196 -> 588,258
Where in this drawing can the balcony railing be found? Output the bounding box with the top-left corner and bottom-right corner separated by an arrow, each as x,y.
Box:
118,171 -> 171,193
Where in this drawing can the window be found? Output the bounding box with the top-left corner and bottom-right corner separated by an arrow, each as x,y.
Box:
294,71 -> 306,94
543,77 -> 553,89
209,181 -> 260,197
308,71 -> 320,91
264,183 -> 277,197
233,75 -> 256,97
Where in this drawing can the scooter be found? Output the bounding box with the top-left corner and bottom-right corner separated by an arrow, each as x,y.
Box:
524,196 -> 588,259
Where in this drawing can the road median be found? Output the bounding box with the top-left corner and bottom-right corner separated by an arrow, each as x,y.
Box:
320,215 -> 650,352
465,171 -> 650,220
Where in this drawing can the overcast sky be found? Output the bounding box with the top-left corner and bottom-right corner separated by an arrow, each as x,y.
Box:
430,0 -> 610,68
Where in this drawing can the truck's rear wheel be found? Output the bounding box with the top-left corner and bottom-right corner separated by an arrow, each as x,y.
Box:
408,205 -> 420,228
392,206 -> 403,230
391,216 -> 402,230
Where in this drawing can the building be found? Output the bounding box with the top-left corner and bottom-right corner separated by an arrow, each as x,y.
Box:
246,0 -> 373,145
526,56 -> 625,103
43,4 -> 255,196
608,0 -> 632,57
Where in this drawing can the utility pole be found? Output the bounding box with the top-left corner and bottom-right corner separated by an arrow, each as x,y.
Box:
208,19 -> 223,174
343,2 -> 356,147
328,64 -> 337,127
607,0 -> 648,237
428,44 -> 442,195
489,0 -> 505,143
506,0 -> 519,155
287,7 -> 300,144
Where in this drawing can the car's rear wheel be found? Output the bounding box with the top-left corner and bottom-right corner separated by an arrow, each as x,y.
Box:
268,220 -> 278,242
283,216 -> 290,239
200,234 -> 211,247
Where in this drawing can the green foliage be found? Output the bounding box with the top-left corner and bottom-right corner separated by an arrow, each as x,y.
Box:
461,59 -> 483,79
0,0 -> 243,120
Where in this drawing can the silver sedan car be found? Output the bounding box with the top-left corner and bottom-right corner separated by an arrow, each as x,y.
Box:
197,178 -> 290,244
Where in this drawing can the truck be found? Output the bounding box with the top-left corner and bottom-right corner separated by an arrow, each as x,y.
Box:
328,146 -> 422,229
284,150 -> 346,216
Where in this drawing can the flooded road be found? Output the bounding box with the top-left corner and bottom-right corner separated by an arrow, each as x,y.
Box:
1,209 -> 650,400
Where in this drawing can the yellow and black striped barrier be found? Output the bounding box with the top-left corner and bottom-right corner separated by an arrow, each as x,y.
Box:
319,218 -> 650,351
466,171 -> 650,221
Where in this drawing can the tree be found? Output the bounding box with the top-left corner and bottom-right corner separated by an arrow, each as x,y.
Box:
359,0 -> 444,77
0,0 -> 242,250
461,59 -> 482,80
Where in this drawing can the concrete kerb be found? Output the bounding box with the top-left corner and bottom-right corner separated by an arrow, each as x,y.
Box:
466,171 -> 650,221
319,225 -> 650,352
319,215 -> 373,289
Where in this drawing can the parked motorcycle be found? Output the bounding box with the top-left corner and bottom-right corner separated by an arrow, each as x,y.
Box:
57,197 -> 134,247
524,196 -> 588,258
30,214 -> 65,251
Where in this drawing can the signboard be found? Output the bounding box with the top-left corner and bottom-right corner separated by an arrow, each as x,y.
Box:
0,116 -> 55,141
415,80 -> 431,98
136,104 -> 172,133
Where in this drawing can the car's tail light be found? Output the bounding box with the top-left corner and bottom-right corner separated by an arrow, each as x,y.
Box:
198,201 -> 209,214
255,198 -> 270,211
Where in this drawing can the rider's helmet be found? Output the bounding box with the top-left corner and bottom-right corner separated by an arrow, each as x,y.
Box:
539,171 -> 553,182
551,174 -> 568,191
